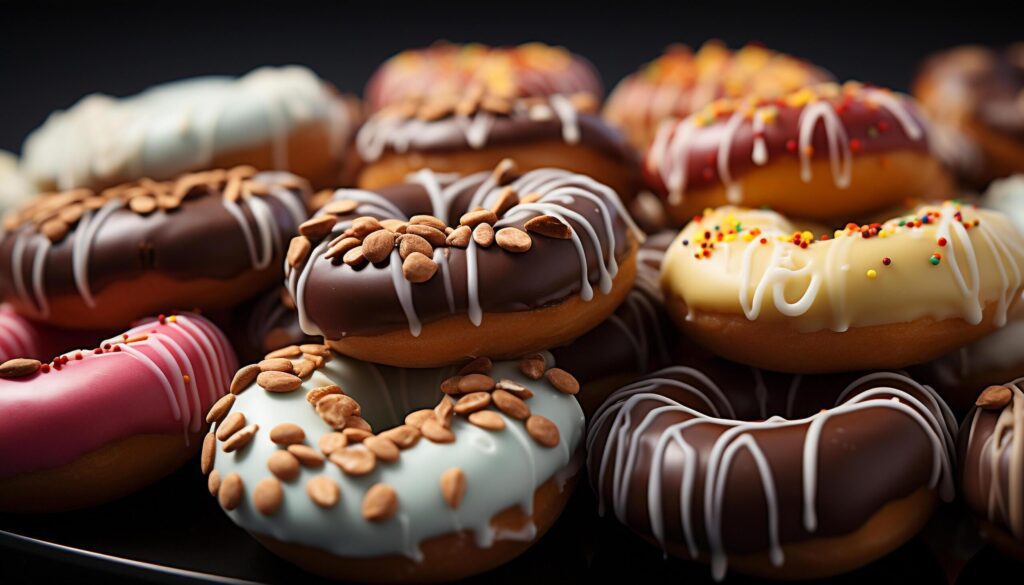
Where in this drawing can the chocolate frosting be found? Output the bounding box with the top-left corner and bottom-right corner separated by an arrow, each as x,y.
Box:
0,169 -> 310,323
288,167 -> 639,339
587,365 -> 957,578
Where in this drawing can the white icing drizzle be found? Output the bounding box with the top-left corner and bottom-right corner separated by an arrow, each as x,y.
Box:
797,100 -> 852,187
356,94 -> 585,162
588,367 -> 956,581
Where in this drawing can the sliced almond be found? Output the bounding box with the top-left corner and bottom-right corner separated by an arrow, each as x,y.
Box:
421,419 -> 456,443
458,374 -> 495,393
490,158 -> 518,186
460,209 -> 498,228
492,390 -> 530,420
253,477 -> 283,515
490,186 -> 519,217
380,218 -> 407,233
343,246 -> 367,267
306,476 -> 340,508
362,229 -> 397,263
468,410 -> 506,431
526,415 -> 560,447
216,412 -> 246,441
405,409 -> 434,429
495,378 -> 533,398
454,392 -> 492,415
545,368 -> 580,395
230,364 -> 261,394
495,227 -> 532,252
259,358 -> 294,373
363,436 -> 400,462
519,354 -> 546,380
257,371 -> 302,393
440,376 -> 463,394
218,473 -> 243,510
330,448 -> 376,475
325,236 -> 361,260
342,427 -> 374,443
0,358 -> 42,378
434,396 -> 455,428
446,225 -> 471,248
293,360 -> 315,379
525,215 -> 572,239
379,425 -> 421,449
300,215 -> 338,240
362,483 -> 398,521
287,236 -> 312,268
205,394 -> 235,424
201,432 -> 216,474
222,423 -> 259,452
265,346 -> 302,359
267,450 -> 301,481
520,193 -> 542,205
350,216 -> 383,238
977,385 -> 1013,410
288,444 -> 326,467
323,199 -> 359,215
269,423 -> 305,445
307,384 -> 343,405
300,343 -> 331,357
472,223 -> 494,247
440,468 -> 466,509
317,394 -> 361,429
207,470 -> 221,497
318,432 -> 348,455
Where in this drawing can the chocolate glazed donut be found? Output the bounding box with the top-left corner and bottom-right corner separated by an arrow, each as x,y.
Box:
285,162 -> 641,367
586,365 -> 957,580
959,381 -> 1024,560
0,167 -> 311,330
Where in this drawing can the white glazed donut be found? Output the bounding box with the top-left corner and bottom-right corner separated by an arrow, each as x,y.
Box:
983,174 -> 1024,233
205,350 -> 584,583
21,66 -> 361,191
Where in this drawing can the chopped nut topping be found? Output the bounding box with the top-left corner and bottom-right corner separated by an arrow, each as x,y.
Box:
468,410 -> 506,431
421,419 -> 456,443
307,476 -> 340,508
545,368 -> 580,395
299,215 -> 338,240
200,432 -> 216,475
404,409 -> 434,429
460,209 -> 498,228
379,425 -> 421,449
977,385 -> 1013,410
269,423 -> 305,445
458,374 -> 496,393
490,187 -> 519,217
458,357 -> 493,376
440,468 -> 467,509
526,415 -> 560,447
519,354 -> 546,380
307,384 -> 343,405
363,436 -> 400,462
409,215 -> 447,231
495,227 -> 532,252
330,448 -> 376,475
218,473 -> 243,510
318,432 -> 348,455
473,223 -> 495,247
362,483 -> 398,521
525,215 -> 572,239
265,346 -> 302,360
205,394 -> 236,424
398,233 -> 433,259
287,236 -> 312,268
216,412 -> 246,441
446,225 -> 471,248
258,358 -> 294,374
362,229 -> 397,263
222,423 -> 259,453
406,224 -> 447,247
454,392 -> 492,414
492,390 -> 530,420
287,444 -> 326,467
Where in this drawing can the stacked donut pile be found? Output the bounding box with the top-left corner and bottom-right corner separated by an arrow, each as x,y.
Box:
3,38 -> 1024,583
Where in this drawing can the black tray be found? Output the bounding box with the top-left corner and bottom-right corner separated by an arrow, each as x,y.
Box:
0,457 -> 1009,584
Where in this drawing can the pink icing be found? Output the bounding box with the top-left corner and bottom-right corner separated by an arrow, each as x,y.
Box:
0,303 -> 105,363
0,313 -> 237,478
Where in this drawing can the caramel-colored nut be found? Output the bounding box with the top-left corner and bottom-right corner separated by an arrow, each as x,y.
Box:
265,345 -> 302,359
350,216 -> 383,238
288,444 -> 326,467
342,427 -> 374,442
421,419 -> 456,443
258,358 -> 294,373
492,390 -> 530,420
299,214 -> 338,241
208,470 -> 221,497
409,215 -> 447,231
257,371 -> 302,393
0,358 -> 41,378
406,224 -> 447,246
460,209 -> 498,228
222,424 -> 259,452
330,448 -> 376,476
519,354 -> 546,380
267,450 -> 301,481
520,193 -> 542,205
398,234 -> 433,259
440,468 -> 466,509
379,425 -> 421,449
307,384 -> 342,405
495,227 -> 532,252
343,246 -> 367,267
201,432 -> 216,474
403,252 -> 438,283
405,409 -> 434,429
287,236 -> 312,267
526,415 -> 560,447
129,195 -> 157,215
434,396 -> 455,428
490,158 -> 518,186
977,385 -> 1013,410
230,364 -> 260,394
363,436 -> 400,462
253,477 -> 283,515
545,368 -> 580,395
472,223 -> 495,247
322,199 -> 358,215
468,410 -> 506,431
380,218 -> 407,233
216,412 -> 246,441
218,473 -> 243,510
525,215 -> 572,239
362,229 -> 397,263
495,378 -> 533,398
325,236 -> 361,260
446,225 -> 471,248
458,357 -> 493,376
318,432 -> 348,455
293,360 -> 315,379
307,475 -> 340,508
458,374 -> 495,393
317,394 -> 361,429
346,414 -> 372,432
300,343 -> 331,357
490,186 -> 519,217
362,483 -> 398,521
440,376 -> 462,394
205,394 -> 235,424
454,392 -> 492,415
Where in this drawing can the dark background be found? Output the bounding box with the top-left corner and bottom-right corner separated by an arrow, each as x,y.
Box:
1,1 -> 1020,154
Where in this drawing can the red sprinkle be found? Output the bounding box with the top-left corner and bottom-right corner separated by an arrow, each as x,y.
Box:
937,237 -> 947,247
882,257 -> 892,266
785,139 -> 797,152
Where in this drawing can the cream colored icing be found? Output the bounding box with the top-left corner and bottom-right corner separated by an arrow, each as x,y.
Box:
0,151 -> 32,212
984,175 -> 1024,233
662,202 -> 1024,332
213,353 -> 584,560
21,66 -> 354,190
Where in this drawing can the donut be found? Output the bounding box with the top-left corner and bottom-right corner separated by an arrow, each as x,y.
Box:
959,380 -> 1024,559
365,41 -> 602,113
0,312 -> 236,512
645,82 -> 951,225
983,174 -> 1024,232
552,230 -> 678,416
355,92 -> 639,200
0,303 -> 109,363
0,150 -> 32,211
587,366 -> 957,580
21,66 -> 363,192
662,201 -> 1024,373
914,44 -> 1024,184
230,286 -> 319,363
285,163 -> 641,368
204,350 -> 584,583
0,166 -> 311,330
603,41 -> 832,151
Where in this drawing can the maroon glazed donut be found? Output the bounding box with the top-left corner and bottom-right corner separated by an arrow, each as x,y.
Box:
587,365 -> 956,580
285,162 -> 641,367
0,166 -> 311,330
914,44 -> 1024,184
644,81 -> 951,224
959,380 -> 1024,559
364,41 -> 602,113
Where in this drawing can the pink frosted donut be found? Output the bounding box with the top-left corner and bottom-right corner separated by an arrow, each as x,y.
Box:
0,303 -> 109,363
0,312 -> 237,512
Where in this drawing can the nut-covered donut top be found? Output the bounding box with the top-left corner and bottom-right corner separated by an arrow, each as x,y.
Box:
286,163 -> 640,339
587,365 -> 956,580
0,166 -> 311,321
663,201 -> 1024,332
603,40 -> 832,148
21,66 -> 361,191
0,313 -> 236,478
916,44 -> 1024,141
356,92 -> 636,167
204,350 -> 584,558
960,381 -> 1024,541
365,41 -> 602,112
645,82 -> 933,205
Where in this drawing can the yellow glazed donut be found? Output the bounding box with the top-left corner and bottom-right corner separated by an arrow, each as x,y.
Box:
662,202 -> 1024,373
